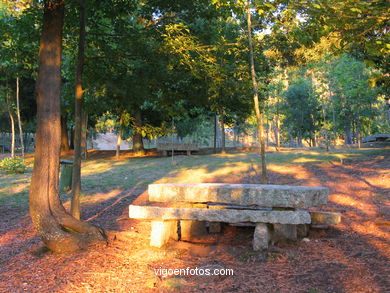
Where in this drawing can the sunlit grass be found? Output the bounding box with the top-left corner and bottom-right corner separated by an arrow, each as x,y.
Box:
0,148 -> 387,213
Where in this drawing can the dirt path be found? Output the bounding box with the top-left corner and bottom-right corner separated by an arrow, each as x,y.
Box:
0,155 -> 389,293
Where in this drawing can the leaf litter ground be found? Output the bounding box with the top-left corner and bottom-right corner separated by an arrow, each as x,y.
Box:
0,149 -> 389,293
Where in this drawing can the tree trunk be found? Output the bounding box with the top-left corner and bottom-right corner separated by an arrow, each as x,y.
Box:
133,108 -> 144,151
274,115 -> 280,151
219,107 -> 226,153
233,121 -> 238,147
266,118 -> 269,147
356,119 -> 361,149
116,114 -> 123,159
213,112 -> 217,153
246,1 -> 267,184
69,129 -> 74,149
89,127 -> 94,149
8,108 -> 15,158
29,0 -> 105,254
81,112 -> 88,159
71,0 -> 86,220
16,77 -> 24,156
60,115 -> 70,151
344,115 -> 352,145
297,129 -> 302,147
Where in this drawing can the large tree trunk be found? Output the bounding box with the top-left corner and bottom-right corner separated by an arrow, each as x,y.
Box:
132,108 -> 144,151
246,1 -> 267,184
29,0 -> 105,254
60,115 -> 70,151
16,77 -> 24,157
71,0 -> 86,219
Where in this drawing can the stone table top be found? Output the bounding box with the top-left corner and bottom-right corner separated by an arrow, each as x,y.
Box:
148,183 -> 328,209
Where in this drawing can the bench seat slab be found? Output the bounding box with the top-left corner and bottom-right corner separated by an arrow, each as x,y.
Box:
129,205 -> 311,224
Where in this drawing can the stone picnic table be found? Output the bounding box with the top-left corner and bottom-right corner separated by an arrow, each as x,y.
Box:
129,183 -> 341,250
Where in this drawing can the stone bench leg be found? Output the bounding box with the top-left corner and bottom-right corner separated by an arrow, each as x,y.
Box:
253,223 -> 270,251
180,220 -> 208,241
209,222 -> 222,233
150,220 -> 179,248
297,224 -> 309,238
273,224 -> 297,241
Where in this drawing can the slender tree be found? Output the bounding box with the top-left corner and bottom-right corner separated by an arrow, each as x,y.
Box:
15,76 -> 24,156
5,84 -> 15,158
246,0 -> 267,184
71,0 -> 86,219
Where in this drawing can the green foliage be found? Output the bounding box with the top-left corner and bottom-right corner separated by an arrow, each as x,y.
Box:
95,112 -> 117,133
283,75 -> 321,145
327,54 -> 380,138
0,156 -> 27,174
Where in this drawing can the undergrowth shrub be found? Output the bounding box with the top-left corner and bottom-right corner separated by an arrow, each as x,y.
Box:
0,157 -> 27,174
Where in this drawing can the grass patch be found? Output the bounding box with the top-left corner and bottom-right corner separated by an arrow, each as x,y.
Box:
0,148 -> 387,215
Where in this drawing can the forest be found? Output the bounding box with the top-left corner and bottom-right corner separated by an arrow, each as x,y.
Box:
1,0 -> 388,156
0,0 -> 389,292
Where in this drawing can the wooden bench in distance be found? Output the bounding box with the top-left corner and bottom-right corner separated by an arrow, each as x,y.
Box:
157,142 -> 199,156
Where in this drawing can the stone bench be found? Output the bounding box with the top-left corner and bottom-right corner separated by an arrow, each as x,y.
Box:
157,143 -> 199,156
129,205 -> 312,250
129,183 -> 341,250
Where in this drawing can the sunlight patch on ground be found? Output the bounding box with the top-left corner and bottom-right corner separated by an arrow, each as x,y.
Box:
350,222 -> 390,242
367,238 -> 390,261
82,189 -> 123,204
267,164 -> 313,181
154,161 -> 251,184
330,194 -> 377,216
81,161 -> 115,176
292,157 -> 320,163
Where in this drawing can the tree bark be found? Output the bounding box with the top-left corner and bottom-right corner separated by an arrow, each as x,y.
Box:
356,119 -> 361,149
246,1 -> 267,184
7,108 -> 15,158
219,106 -> 226,153
16,77 -> 24,156
60,115 -> 70,151
70,128 -> 75,149
344,114 -> 352,145
274,115 -> 280,151
132,108 -> 144,151
81,112 -> 88,159
213,112 -> 217,153
71,0 -> 86,219
29,0 -> 105,254
116,114 -> 123,159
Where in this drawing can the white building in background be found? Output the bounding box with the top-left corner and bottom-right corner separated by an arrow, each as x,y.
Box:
91,133 -> 131,150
